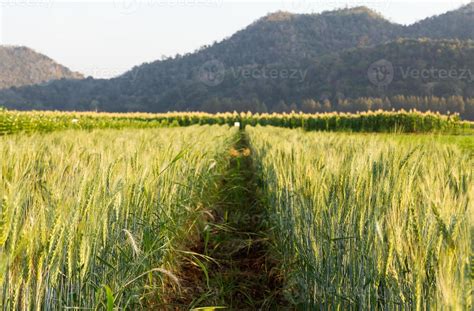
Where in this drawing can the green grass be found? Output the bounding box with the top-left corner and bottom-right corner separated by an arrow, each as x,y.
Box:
0,125 -> 236,309
247,126 -> 473,309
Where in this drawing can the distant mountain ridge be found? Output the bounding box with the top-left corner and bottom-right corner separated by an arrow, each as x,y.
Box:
406,2 -> 474,40
0,46 -> 83,90
0,4 -> 473,117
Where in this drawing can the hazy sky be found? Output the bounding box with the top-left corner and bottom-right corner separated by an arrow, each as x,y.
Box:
0,0 -> 471,78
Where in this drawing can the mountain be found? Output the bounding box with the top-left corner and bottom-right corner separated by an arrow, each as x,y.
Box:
407,2 -> 474,40
0,46 -> 83,90
0,5 -> 473,117
194,7 -> 403,66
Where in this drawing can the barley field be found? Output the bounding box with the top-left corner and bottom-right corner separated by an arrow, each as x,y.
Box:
0,113 -> 472,309
247,126 -> 473,309
0,126 -> 236,309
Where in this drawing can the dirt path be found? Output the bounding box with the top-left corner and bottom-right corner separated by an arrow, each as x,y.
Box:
177,131 -> 287,310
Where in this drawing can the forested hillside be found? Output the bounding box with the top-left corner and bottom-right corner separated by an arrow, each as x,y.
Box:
407,2 -> 474,40
0,4 -> 473,118
0,46 -> 83,89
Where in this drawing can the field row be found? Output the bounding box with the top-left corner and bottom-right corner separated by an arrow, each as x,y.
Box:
248,126 -> 473,309
0,126 -> 472,309
0,126 -> 237,309
1,109 -> 472,135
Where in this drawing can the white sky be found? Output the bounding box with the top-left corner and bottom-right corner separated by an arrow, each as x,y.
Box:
0,0 -> 471,78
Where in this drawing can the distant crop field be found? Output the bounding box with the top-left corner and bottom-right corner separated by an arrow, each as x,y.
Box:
0,118 -> 472,309
1,109 -> 472,135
